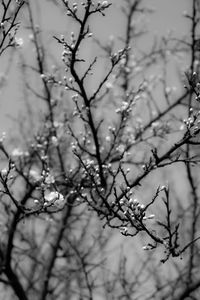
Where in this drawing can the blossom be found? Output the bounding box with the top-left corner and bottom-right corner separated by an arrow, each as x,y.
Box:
105,135 -> 111,142
15,37 -> 24,47
40,74 -> 46,79
44,191 -> 66,209
101,1 -> 108,8
51,136 -> 58,146
44,173 -> 55,185
105,82 -> 113,89
11,148 -> 24,157
16,0 -> 23,5
29,169 -> 41,182
29,34 -> 34,41
116,144 -> 125,154
1,169 -> 8,177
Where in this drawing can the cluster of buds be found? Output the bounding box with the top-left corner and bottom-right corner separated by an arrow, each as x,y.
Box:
43,171 -> 55,186
118,199 -> 146,235
66,2 -> 78,15
33,190 -> 66,210
0,161 -> 15,181
70,31 -> 76,48
183,116 -> 195,129
115,101 -> 132,115
40,73 -> 57,84
111,48 -> 128,66
108,126 -> 116,134
182,108 -> 200,131
194,78 -> 200,101
62,47 -> 72,65
186,71 -> 200,101
126,198 -> 145,220
117,195 -> 155,234
81,158 -> 102,185
71,141 -> 78,152
29,168 -> 55,188
124,126 -> 136,145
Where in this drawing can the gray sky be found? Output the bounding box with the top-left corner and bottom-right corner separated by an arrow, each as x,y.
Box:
0,0 -> 190,134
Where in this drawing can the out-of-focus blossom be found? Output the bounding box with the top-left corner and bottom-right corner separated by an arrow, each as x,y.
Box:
15,37 -> 24,47
1,169 -> 8,177
44,173 -> 55,185
29,169 -> 41,182
11,148 -> 24,157
44,191 -> 66,209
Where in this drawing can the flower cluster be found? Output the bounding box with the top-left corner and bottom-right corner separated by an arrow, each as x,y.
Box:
0,161 -> 15,181
81,158 -> 101,185
29,169 -> 41,183
111,48 -> 128,66
123,198 -> 146,222
14,37 -> 23,47
29,167 -> 56,187
11,148 -> 29,158
44,191 -> 66,209
115,101 -> 131,114
1,168 -> 8,178
115,194 -> 156,236
182,108 -> 200,131
40,73 -> 57,84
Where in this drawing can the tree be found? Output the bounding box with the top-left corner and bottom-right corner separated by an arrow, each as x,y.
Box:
1,0 -> 200,299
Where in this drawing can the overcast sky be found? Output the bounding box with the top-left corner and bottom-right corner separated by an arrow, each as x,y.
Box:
0,0 -> 190,134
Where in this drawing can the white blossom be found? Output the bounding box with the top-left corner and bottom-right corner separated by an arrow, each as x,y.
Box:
11,148 -> 24,157
44,173 -> 55,185
101,1 -> 108,8
29,169 -> 41,182
44,191 -> 66,209
105,82 -> 113,89
51,136 -> 58,146
15,37 -> 24,47
1,169 -> 8,177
